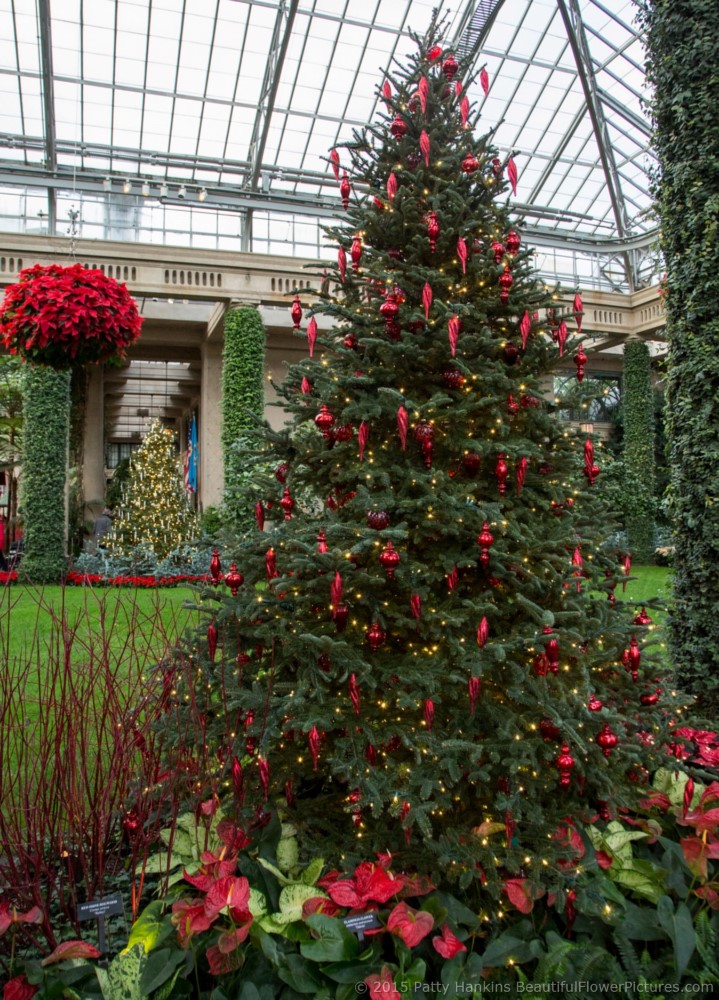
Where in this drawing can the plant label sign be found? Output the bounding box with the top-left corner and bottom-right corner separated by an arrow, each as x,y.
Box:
77,892 -> 124,954
341,911 -> 381,941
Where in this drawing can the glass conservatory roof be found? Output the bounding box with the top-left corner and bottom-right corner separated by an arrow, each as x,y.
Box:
0,0 -> 656,289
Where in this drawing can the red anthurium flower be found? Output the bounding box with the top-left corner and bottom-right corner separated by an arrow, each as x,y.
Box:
0,902 -> 43,935
595,850 -> 613,870
183,851 -> 238,891
700,782 -> 719,808
398,873 -> 436,897
638,790 -> 671,812
204,876 -> 252,924
695,884 -> 719,909
217,922 -> 253,954
206,943 -> 245,977
504,877 -> 536,914
302,896 -> 342,918
364,966 -> 401,999
3,976 -> 39,1000
316,869 -> 342,890
432,924 -> 467,958
387,901 -> 434,947
327,862 -> 404,907
216,819 -> 252,852
680,836 -> 719,880
41,940 -> 102,965
171,899 -> 215,949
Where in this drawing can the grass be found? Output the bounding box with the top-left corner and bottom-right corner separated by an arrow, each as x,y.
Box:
0,583 -> 198,666
619,564 -> 671,609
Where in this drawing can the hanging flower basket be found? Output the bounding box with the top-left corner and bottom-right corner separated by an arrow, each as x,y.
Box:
0,263 -> 143,368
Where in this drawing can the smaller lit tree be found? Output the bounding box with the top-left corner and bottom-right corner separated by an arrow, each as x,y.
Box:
108,420 -> 197,561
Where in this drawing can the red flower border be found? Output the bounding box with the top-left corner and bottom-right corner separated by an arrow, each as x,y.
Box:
0,571 -> 209,588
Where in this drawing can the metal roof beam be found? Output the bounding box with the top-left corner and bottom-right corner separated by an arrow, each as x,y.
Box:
453,0 -> 509,64
597,87 -> 652,139
37,0 -> 57,234
527,104 -> 587,204
245,0 -> 300,193
556,0 -> 634,290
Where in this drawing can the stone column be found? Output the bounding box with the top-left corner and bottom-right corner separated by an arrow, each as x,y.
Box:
82,365 -> 105,515
200,340 -> 224,508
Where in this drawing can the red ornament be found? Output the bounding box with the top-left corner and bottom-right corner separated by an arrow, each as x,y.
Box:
477,521 -> 494,569
540,718 -> 561,741
627,637 -> 641,680
387,172 -> 398,202
290,295 -> 302,329
414,421 -> 434,468
275,463 -> 289,484
573,292 -> 584,331
0,263 -> 142,367
280,487 -> 295,520
557,320 -> 568,357
572,547 -> 583,593
367,510 -> 390,530
543,627 -> 559,672
349,674 -> 361,717
516,456 -> 528,496
423,698 -> 435,731
380,294 -> 399,331
209,547 -> 222,584
382,80 -> 392,106
358,421 -> 369,462
427,212 -> 440,252
492,156 -> 503,177
339,171 -> 351,209
533,653 -> 550,676
422,282 -> 433,320
366,622 -> 386,651
390,115 -> 407,138
373,196 -> 385,212
258,758 -> 270,800
556,743 -> 575,789
442,53 -> 458,80
419,75 -> 429,113
316,531 -> 328,554
447,565 -> 459,590
314,404 -> 335,436
477,616 -> 489,648
338,246 -> 347,283
343,333 -> 357,350
301,377 -> 312,396
330,571 -> 343,607
225,562 -> 244,596
350,236 -> 362,272
479,67 -> 489,95
491,240 -> 505,264
634,607 -> 653,626
333,604 -> 349,632
495,453 -> 508,496
462,153 -> 479,174
397,405 -> 409,450
379,541 -> 401,579
503,342 -> 519,365
596,724 -> 618,758
507,156 -> 518,195
255,500 -> 265,531
410,594 -> 422,621
444,369 -> 466,390
588,695 -> 603,712
640,689 -> 660,706
520,310 -> 531,350
309,726 -> 321,771
427,45 -> 442,61
463,452 -> 481,477
306,315 -> 317,358
469,676 -> 481,715
505,230 -> 521,256
583,439 -> 599,486
207,622 -> 218,662
448,314 -> 461,356
334,423 -> 353,442
457,237 -> 468,274
574,343 -> 588,383
265,547 -> 278,581
420,130 -> 431,167
330,148 -> 340,180
460,95 -> 469,126
499,264 -> 513,305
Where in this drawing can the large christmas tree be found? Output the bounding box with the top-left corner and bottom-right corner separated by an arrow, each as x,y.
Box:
172,17 -> 679,901
108,419 -> 197,561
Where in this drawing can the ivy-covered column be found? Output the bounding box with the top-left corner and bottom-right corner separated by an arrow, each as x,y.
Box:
21,366 -> 71,582
639,0 -> 719,700
221,307 -> 266,532
622,338 -> 655,563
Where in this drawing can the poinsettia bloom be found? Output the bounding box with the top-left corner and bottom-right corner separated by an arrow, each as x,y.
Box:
387,901 -> 434,947
695,745 -> 719,768
364,966 -> 401,999
327,862 -> 404,907
171,899 -> 215,948
674,727 -> 718,746
204,875 -> 252,924
3,976 -> 38,1000
183,851 -> 238,891
0,901 -> 43,935
302,896 -> 341,918
41,940 -> 102,965
432,924 -> 467,958
206,943 -> 245,976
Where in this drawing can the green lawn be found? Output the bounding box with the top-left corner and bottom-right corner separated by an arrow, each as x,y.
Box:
619,564 -> 671,609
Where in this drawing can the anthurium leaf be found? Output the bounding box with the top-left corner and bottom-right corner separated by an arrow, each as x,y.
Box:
301,915 -> 359,963
256,856 -> 292,886
276,836 -> 299,872
657,896 -> 696,977
277,953 -> 326,994
279,883 -> 323,920
301,858 -> 325,886
139,948 -> 186,995
249,888 -> 269,917
124,901 -> 174,955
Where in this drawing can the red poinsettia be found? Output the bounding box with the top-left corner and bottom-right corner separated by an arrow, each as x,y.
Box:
326,861 -> 405,907
0,263 -> 142,368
